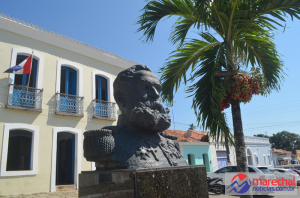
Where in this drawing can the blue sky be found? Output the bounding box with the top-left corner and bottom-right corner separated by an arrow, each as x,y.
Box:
1,0 -> 300,136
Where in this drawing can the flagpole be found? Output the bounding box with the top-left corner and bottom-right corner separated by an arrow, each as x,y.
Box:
25,50 -> 34,104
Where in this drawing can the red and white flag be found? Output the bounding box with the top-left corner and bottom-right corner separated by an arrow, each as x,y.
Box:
4,55 -> 32,74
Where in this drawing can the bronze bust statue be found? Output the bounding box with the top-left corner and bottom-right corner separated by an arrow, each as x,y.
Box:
83,65 -> 187,169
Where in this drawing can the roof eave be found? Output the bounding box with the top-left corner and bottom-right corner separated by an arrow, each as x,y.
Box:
0,14 -> 140,69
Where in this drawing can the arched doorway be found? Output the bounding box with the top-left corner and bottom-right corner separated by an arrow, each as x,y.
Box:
56,132 -> 75,185
246,148 -> 253,165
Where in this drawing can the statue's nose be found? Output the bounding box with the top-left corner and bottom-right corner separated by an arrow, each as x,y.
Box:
149,86 -> 160,100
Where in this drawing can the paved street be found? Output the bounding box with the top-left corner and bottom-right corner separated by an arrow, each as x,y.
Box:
0,190 -> 78,198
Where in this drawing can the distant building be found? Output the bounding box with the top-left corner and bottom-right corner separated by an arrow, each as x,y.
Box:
209,135 -> 273,171
244,136 -> 273,168
0,14 -> 137,195
164,129 -> 213,172
209,136 -> 236,171
271,148 -> 297,166
296,150 -> 300,164
291,153 -> 299,164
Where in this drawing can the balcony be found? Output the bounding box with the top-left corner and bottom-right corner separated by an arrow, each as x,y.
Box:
6,84 -> 43,112
55,93 -> 84,117
92,99 -> 116,121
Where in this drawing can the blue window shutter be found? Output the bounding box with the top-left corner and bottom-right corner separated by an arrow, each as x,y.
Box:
95,76 -> 108,117
22,74 -> 27,86
104,78 -> 108,101
61,66 -> 77,95
97,76 -> 101,100
32,59 -> 38,88
69,70 -> 77,95
71,134 -> 75,183
96,76 -> 107,101
65,68 -> 69,94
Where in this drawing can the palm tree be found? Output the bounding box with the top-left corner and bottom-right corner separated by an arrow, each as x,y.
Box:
137,0 -> 300,194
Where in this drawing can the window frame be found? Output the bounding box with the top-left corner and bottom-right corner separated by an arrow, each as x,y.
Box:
246,147 -> 254,165
8,48 -> 44,89
248,167 -> 256,172
56,60 -> 83,96
60,66 -> 77,95
254,153 -> 259,165
95,76 -> 108,101
218,166 -> 233,173
92,71 -> 113,102
0,124 -> 39,176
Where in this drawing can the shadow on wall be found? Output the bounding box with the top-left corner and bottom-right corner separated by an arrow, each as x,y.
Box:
0,77 -> 39,124
86,101 -> 94,122
46,95 -> 80,128
84,100 -> 117,131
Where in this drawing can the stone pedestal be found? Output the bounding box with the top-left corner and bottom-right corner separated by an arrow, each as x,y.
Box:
79,165 -> 208,198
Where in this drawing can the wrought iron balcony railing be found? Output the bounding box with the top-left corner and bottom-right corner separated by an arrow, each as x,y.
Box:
6,84 -> 43,112
93,99 -> 116,120
55,93 -> 84,117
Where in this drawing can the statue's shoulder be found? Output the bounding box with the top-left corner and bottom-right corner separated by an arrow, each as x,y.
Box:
83,126 -> 123,137
83,126 -> 124,161
160,131 -> 178,141
159,131 -> 181,151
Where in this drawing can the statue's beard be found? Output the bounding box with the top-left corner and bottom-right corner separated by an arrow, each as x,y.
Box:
129,101 -> 171,134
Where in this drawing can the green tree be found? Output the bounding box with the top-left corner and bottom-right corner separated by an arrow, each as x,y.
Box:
254,134 -> 270,138
137,2 -> 300,197
188,123 -> 196,130
270,131 -> 300,151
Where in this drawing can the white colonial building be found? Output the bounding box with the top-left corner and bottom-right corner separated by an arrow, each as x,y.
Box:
210,135 -> 273,171
244,136 -> 273,168
209,137 -> 236,172
0,14 -> 138,195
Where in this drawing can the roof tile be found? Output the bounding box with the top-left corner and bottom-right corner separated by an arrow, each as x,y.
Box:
164,129 -> 208,142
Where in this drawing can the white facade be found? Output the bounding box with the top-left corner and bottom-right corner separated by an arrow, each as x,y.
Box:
244,136 -> 273,168
210,136 -> 273,171
209,139 -> 236,172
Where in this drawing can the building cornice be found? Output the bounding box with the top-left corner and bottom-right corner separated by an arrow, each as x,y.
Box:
0,14 -> 140,69
245,142 -> 271,146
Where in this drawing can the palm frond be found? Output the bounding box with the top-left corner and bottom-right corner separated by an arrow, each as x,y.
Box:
160,32 -> 222,104
235,31 -> 284,94
186,42 -> 232,143
160,32 -> 232,142
137,0 -> 196,43
170,16 -> 196,46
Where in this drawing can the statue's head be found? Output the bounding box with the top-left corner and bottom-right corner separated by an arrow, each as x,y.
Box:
114,65 -> 171,134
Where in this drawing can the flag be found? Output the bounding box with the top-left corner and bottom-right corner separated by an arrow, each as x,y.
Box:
4,55 -> 32,74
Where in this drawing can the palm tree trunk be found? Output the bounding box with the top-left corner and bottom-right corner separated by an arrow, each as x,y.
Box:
225,137 -> 231,165
231,99 -> 252,198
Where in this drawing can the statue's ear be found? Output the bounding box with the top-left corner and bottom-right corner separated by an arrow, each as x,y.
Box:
117,96 -> 126,107
116,95 -> 126,107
